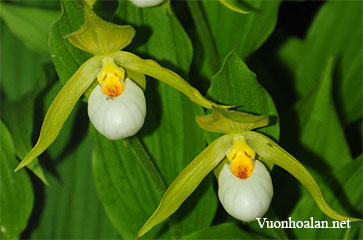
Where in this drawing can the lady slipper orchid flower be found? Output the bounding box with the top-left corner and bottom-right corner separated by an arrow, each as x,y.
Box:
218,137 -> 273,222
136,108 -> 360,238
15,3 -> 227,171
129,0 -> 164,8
88,59 -> 146,140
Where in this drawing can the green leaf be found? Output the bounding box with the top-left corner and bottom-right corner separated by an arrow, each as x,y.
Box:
281,56 -> 351,170
196,107 -> 269,134
290,156 -> 363,239
16,56 -> 102,171
0,2 -> 60,53
243,130 -> 359,222
207,50 -> 279,140
137,135 -> 233,237
68,4 -> 135,55
202,0 -> 281,60
0,121 -> 34,239
0,23 -> 50,101
92,131 -> 172,239
2,93 -> 49,184
49,0 -> 91,84
30,109 -> 119,239
279,1 -> 362,125
183,223 -> 263,239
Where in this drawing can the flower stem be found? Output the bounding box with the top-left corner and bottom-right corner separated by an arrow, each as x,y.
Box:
127,136 -> 183,239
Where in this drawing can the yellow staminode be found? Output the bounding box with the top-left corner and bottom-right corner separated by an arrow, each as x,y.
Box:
227,137 -> 255,179
97,60 -> 125,97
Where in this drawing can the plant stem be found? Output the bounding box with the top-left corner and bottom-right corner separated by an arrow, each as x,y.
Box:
127,136 -> 183,239
187,0 -> 220,72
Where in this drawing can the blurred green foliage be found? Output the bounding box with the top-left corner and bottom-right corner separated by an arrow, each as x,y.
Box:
0,0 -> 361,239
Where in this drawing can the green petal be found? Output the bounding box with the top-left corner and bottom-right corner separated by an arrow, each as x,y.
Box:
219,0 -> 249,14
196,107 -> 269,134
243,131 -> 361,222
67,4 -> 135,55
112,51 -> 229,109
15,56 -> 102,171
137,134 -> 234,237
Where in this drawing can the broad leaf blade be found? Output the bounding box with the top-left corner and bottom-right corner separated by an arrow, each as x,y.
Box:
0,2 -> 60,53
279,1 -> 362,125
207,50 -> 279,140
2,93 -> 49,184
92,131 -> 169,239
183,223 -> 263,239
202,0 -> 281,60
49,0 -> 91,84
281,56 -> 351,171
0,24 -> 50,101
0,121 -> 34,239
138,135 -> 233,237
30,108 -> 119,239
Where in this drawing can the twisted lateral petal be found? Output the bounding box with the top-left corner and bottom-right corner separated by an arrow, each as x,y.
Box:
137,134 -> 234,238
15,56 -> 103,171
88,79 -> 146,140
111,51 -> 230,109
243,131 -> 361,222
129,0 -> 164,8
218,161 -> 273,222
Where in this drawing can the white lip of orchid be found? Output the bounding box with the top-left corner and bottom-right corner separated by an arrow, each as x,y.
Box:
88,78 -> 146,140
218,160 -> 273,222
129,0 -> 164,8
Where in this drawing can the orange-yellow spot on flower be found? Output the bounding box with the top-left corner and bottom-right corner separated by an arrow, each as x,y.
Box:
227,137 -> 255,179
97,60 -> 125,97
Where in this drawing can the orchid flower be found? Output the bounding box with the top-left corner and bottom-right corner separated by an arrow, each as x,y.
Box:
136,107 -> 360,238
15,3 -> 227,171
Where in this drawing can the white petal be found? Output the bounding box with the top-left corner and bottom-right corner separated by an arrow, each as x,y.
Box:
218,160 -> 273,222
88,79 -> 146,140
129,0 -> 163,8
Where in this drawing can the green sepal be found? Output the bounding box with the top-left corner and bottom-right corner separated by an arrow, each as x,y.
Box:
112,51 -> 230,109
219,0 -> 249,14
85,0 -> 96,7
243,131 -> 361,222
67,4 -> 135,56
15,56 -> 103,171
137,134 -> 234,238
196,107 -> 269,134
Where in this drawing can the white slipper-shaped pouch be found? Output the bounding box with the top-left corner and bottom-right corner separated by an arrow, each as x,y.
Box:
129,0 -> 164,8
218,137 -> 273,222
88,78 -> 146,140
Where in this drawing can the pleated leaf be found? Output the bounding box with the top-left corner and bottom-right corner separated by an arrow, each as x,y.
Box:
207,50 -> 279,140
0,2 -> 59,53
0,121 -> 34,239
